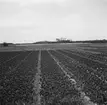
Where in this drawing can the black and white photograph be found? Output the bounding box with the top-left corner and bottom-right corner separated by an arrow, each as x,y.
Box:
0,0 -> 107,105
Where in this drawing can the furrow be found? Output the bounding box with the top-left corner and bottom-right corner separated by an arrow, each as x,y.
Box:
1,53 -> 21,65
48,50 -> 97,105
6,51 -> 33,74
55,50 -> 107,83
63,49 -> 107,65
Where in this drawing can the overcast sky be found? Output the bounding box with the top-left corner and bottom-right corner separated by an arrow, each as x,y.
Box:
0,0 -> 107,43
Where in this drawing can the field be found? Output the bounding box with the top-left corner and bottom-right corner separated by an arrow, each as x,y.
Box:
0,43 -> 107,105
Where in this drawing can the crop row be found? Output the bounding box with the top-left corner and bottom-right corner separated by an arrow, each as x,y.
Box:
57,49 -> 107,81
49,50 -> 107,104
65,48 -> 107,64
0,51 -> 39,105
0,51 -> 22,65
0,51 -> 33,77
80,47 -> 107,56
41,51 -> 82,105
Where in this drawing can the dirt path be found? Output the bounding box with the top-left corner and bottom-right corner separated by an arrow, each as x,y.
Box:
33,50 -> 41,105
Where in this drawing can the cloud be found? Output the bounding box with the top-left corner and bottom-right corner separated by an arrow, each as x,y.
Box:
0,0 -> 66,6
0,1 -> 22,19
0,0 -> 107,42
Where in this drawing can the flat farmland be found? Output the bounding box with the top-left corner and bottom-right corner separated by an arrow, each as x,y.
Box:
0,43 -> 107,105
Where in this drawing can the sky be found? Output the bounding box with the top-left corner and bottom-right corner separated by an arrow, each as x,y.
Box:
0,0 -> 107,43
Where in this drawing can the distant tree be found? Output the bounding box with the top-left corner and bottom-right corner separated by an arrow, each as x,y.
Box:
56,38 -> 60,42
2,42 -> 8,47
56,38 -> 72,43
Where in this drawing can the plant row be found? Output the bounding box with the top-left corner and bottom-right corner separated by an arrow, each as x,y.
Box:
0,51 -> 32,77
41,51 -> 82,105
0,51 -> 39,105
57,50 -> 107,81
65,48 -> 107,64
49,50 -> 107,104
0,51 -> 22,65
81,47 -> 107,56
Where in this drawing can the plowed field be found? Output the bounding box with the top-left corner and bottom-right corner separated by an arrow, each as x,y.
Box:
0,43 -> 107,105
